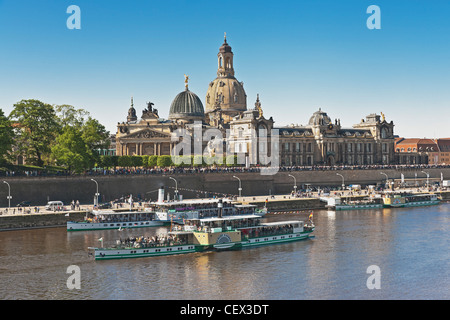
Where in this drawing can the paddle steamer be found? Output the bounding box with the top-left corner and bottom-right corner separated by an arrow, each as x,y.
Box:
88,200 -> 313,260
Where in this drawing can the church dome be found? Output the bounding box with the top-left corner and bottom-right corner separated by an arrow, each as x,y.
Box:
308,108 -> 332,126
206,77 -> 247,113
169,88 -> 205,121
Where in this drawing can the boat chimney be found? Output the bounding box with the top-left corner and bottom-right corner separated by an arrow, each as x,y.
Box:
158,187 -> 165,203
218,199 -> 223,218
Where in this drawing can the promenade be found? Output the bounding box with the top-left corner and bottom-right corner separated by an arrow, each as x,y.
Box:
1,184 -> 448,231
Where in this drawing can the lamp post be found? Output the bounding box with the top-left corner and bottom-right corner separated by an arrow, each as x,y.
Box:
169,177 -> 179,200
421,171 -> 430,188
336,173 -> 345,190
3,181 -> 11,209
233,176 -> 242,197
288,174 -> 297,194
90,179 -> 99,207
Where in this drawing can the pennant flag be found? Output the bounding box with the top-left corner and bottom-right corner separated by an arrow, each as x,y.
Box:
98,237 -> 103,242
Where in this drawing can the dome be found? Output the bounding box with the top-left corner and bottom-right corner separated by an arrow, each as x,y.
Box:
205,77 -> 247,113
169,89 -> 205,121
308,108 -> 332,126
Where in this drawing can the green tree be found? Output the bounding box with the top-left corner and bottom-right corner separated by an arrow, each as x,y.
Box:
141,155 -> 149,168
0,109 -> 14,163
51,126 -> 90,173
80,117 -> 110,167
9,99 -> 60,166
53,105 -> 110,171
131,156 -> 143,168
157,155 -> 172,167
148,155 -> 158,167
55,104 -> 89,129
99,155 -> 114,169
118,155 -> 132,168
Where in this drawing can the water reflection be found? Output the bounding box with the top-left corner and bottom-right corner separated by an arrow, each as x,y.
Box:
0,204 -> 449,299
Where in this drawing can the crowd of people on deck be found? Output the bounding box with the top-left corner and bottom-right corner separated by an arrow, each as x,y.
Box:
244,224 -> 295,239
116,234 -> 186,249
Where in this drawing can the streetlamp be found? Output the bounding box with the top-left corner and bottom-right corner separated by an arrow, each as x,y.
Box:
421,171 -> 430,187
90,179 -> 100,207
233,176 -> 242,197
169,177 -> 179,200
288,174 -> 297,194
336,173 -> 345,190
3,181 -> 11,209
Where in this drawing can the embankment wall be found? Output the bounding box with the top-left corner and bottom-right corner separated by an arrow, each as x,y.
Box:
1,168 -> 449,206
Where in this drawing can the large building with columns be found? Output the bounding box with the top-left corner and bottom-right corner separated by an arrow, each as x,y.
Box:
115,36 -> 396,165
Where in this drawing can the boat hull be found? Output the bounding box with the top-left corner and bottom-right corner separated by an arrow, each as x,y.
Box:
383,200 -> 440,208
67,220 -> 166,231
334,204 -> 383,211
91,244 -> 197,260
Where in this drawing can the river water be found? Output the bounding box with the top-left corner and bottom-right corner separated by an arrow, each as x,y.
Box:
0,203 -> 449,300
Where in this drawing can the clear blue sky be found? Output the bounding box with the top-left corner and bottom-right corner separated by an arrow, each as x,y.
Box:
0,0 -> 449,138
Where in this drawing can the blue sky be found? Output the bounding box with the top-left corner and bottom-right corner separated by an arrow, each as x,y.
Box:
0,0 -> 449,138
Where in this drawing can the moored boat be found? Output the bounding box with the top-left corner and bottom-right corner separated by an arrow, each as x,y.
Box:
145,187 -> 267,224
67,209 -> 165,231
383,193 -> 440,208
88,207 -> 314,260
325,196 -> 383,211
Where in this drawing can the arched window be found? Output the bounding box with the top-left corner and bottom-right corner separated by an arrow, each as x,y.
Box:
225,57 -> 231,69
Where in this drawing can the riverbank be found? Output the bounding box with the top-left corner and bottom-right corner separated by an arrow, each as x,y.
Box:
1,167 -> 449,207
0,194 -> 324,231
1,190 -> 448,231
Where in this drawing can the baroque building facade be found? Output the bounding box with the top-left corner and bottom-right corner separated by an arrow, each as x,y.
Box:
115,36 -> 396,166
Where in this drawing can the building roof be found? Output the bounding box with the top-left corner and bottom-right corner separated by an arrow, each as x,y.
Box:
395,138 -> 439,152
168,89 -> 205,120
308,108 -> 332,126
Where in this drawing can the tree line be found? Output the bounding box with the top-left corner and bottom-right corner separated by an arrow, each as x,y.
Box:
98,155 -> 239,170
0,99 -> 240,175
0,99 -> 110,174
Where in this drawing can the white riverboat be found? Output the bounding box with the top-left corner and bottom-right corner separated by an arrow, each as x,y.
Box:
88,207 -> 314,260
68,188 -> 267,231
325,196 -> 384,211
67,209 -> 164,231
145,187 -> 267,224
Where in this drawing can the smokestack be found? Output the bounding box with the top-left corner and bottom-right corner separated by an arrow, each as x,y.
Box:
158,187 -> 165,203
218,199 -> 223,218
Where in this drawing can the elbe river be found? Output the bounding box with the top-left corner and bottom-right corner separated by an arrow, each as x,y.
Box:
0,204 -> 449,300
